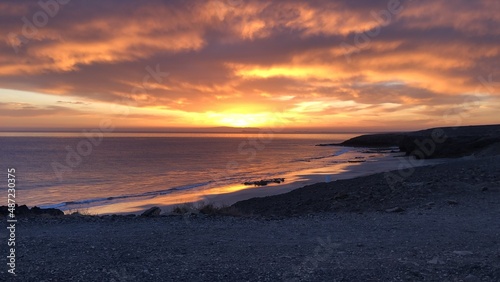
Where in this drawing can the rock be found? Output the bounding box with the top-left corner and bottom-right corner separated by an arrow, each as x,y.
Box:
453,251 -> 473,256
0,205 -> 64,217
481,187 -> 488,192
141,206 -> 161,217
425,202 -> 435,206
385,207 -> 404,213
447,200 -> 458,205
0,206 -> 8,216
16,204 -> 31,216
464,274 -> 480,282
30,206 -> 64,216
427,257 -> 445,265
243,178 -> 285,186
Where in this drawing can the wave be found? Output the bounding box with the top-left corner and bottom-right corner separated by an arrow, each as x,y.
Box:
40,181 -> 213,210
291,149 -> 360,163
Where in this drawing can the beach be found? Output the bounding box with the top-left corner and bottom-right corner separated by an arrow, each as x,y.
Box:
2,126 -> 500,281
2,154 -> 500,281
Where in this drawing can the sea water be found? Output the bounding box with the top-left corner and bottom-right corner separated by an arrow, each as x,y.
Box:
0,132 -> 384,213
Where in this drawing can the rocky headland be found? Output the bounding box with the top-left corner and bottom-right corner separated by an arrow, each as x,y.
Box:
317,124 -> 500,159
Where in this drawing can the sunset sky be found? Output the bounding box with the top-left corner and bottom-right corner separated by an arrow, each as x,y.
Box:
1,0 -> 499,131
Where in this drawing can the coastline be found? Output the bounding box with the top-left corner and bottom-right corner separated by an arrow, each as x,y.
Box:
5,154 -> 500,281
68,151 -> 445,215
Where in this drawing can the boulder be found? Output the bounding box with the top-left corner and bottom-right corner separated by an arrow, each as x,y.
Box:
16,204 -> 31,216
141,206 -> 161,217
0,206 -> 8,216
30,206 -> 64,216
0,205 -> 64,217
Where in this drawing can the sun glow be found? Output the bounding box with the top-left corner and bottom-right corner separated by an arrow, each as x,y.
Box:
220,116 -> 253,127
207,112 -> 276,128
220,114 -> 263,127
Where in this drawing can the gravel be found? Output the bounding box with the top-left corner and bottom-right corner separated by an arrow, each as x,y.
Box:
1,156 -> 499,281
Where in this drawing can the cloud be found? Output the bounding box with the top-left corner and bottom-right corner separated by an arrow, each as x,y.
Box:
0,0 -> 499,129
57,100 -> 89,105
0,102 -> 81,117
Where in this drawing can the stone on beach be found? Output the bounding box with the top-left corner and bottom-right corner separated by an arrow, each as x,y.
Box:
141,206 -> 162,217
243,178 -> 285,186
427,257 -> 445,265
385,207 -> 405,213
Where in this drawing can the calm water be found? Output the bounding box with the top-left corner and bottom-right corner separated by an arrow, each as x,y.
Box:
0,132 -> 368,211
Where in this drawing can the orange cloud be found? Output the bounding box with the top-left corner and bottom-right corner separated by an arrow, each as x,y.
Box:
0,0 -> 499,130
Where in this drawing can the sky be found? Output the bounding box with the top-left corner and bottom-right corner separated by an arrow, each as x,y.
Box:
0,0 -> 499,131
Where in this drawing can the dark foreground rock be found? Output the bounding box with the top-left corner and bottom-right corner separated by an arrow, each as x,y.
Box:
30,206 -> 65,216
0,204 -> 64,217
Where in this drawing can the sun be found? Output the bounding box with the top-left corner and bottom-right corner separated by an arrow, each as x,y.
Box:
207,108 -> 290,128
207,111 -> 275,128
219,115 -> 255,127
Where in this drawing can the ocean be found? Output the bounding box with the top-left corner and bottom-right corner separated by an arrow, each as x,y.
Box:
0,132 -> 391,214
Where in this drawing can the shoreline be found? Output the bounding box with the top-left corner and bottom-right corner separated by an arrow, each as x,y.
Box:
53,152 -> 445,215
9,152 -> 447,217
